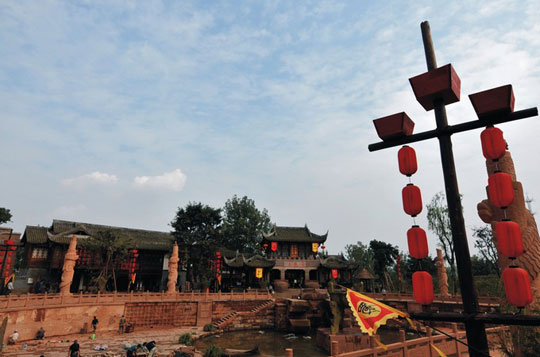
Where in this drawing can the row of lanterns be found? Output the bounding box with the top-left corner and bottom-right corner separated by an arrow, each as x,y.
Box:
129,249 -> 138,284
398,145 -> 434,305
0,240 -> 17,279
481,126 -> 532,308
263,241 -> 326,253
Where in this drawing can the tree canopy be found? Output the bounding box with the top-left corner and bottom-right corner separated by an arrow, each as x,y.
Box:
472,225 -> 499,276
0,208 -> 12,225
221,195 -> 272,252
344,241 -> 374,271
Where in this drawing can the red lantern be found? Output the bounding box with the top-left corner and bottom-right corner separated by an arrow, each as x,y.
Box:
7,251 -> 12,257
407,226 -> 429,259
398,145 -> 417,177
5,264 -> 10,271
133,253 -> 139,258
6,258 -> 11,264
331,269 -> 338,279
271,242 -> 278,252
4,272 -> 8,278
402,184 -> 423,217
132,249 -> 138,254
496,220 -> 524,259
502,267 -> 532,308
263,243 -> 268,249
321,244 -> 326,250
481,127 -> 506,161
4,240 -> 14,245
488,172 -> 514,208
9,246 -> 16,251
412,271 -> 434,305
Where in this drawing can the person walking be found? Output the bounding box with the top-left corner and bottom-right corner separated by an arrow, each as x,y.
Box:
69,339 -> 80,357
118,315 -> 126,334
6,279 -> 13,295
91,316 -> 99,332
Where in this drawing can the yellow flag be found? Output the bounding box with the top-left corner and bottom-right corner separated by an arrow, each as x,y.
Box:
346,289 -> 409,336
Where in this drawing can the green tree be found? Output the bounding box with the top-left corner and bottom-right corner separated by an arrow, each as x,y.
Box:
344,241 -> 374,271
369,240 -> 399,290
171,202 -> 222,289
85,230 -> 133,292
221,195 -> 272,252
427,192 -> 457,293
473,225 -> 499,276
0,208 -> 12,225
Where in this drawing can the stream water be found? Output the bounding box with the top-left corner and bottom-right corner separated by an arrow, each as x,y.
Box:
195,329 -> 412,356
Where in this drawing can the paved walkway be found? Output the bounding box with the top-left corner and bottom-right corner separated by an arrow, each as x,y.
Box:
1,326 -> 205,356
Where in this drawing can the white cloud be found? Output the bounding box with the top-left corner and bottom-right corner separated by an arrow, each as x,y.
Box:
133,169 -> 187,191
61,172 -> 118,187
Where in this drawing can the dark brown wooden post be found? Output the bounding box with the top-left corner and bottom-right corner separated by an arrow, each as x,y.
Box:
420,21 -> 489,357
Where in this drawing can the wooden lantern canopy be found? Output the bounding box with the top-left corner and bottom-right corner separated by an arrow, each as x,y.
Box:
480,127 -> 506,161
271,241 -> 278,252
469,85 -> 515,119
502,267 -> 532,308
409,64 -> 461,111
412,271 -> 434,305
398,145 -> 418,176
407,225 -> 429,259
488,172 -> 514,208
496,220 -> 524,259
402,184 -> 423,217
331,269 -> 339,279
373,112 -> 415,141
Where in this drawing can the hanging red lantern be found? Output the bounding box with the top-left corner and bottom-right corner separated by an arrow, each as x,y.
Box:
7,251 -> 12,257
407,226 -> 429,259
488,172 -> 514,208
331,269 -> 338,279
133,253 -> 139,258
6,258 -> 11,264
321,244 -> 326,250
4,240 -> 14,245
4,272 -> 8,278
271,242 -> 278,251
496,220 -> 524,259
398,145 -> 418,176
132,249 -> 138,254
263,243 -> 268,250
412,271 -> 434,305
402,184 -> 423,217
9,246 -> 16,251
502,267 -> 532,308
5,264 -> 10,271
481,127 -> 506,161
216,251 -> 221,257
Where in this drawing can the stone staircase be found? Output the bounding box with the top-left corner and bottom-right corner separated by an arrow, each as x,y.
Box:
212,299 -> 274,330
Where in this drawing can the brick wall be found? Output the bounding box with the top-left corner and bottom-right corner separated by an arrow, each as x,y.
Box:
125,302 -> 198,328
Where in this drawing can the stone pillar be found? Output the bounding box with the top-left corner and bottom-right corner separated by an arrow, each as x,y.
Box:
60,235 -> 79,295
436,249 -> 449,296
477,152 -> 540,299
167,242 -> 179,294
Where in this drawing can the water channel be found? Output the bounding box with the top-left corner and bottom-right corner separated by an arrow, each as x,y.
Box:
195,328 -> 414,356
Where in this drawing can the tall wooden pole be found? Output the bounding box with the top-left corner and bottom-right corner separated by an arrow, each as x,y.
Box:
420,21 -> 489,356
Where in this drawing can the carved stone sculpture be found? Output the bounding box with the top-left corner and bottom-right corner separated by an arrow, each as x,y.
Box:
167,242 -> 180,294
436,248 -> 449,296
60,235 -> 79,295
477,151 -> 540,300
327,280 -> 346,334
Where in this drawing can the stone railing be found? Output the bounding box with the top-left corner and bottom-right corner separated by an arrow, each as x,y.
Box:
0,290 -> 272,310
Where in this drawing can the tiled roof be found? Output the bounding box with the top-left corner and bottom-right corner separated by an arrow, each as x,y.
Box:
262,225 -> 328,243
23,220 -> 175,251
21,226 -> 48,244
319,255 -> 355,269
223,254 -> 275,268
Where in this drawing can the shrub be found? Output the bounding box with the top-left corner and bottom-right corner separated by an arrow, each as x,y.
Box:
204,344 -> 222,357
178,333 -> 193,345
203,323 -> 216,332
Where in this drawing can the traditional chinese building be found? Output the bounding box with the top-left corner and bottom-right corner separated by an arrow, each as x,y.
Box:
259,225 -> 324,288
21,220 -> 175,292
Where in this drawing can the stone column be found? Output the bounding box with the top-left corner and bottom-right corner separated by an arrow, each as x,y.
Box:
167,242 -> 179,294
60,235 -> 79,295
436,248 -> 449,296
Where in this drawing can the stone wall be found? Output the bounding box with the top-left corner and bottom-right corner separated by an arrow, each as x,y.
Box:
211,300 -> 267,321
125,302 -> 198,328
0,304 -> 124,343
222,304 -> 275,331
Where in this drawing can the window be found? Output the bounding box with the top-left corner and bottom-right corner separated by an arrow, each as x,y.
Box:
31,247 -> 48,260
290,244 -> 298,258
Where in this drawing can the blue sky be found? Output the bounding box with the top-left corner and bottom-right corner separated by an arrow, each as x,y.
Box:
2,1 -> 540,256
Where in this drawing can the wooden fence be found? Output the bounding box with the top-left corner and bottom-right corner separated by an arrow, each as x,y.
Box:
331,325 -> 507,357
0,290 -> 272,310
